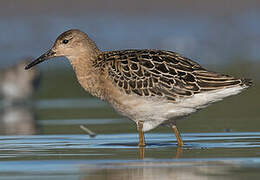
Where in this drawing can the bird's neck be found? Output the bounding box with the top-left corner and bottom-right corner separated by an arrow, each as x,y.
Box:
68,53 -> 106,99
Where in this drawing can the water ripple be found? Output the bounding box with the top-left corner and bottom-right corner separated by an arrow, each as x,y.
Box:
0,132 -> 259,159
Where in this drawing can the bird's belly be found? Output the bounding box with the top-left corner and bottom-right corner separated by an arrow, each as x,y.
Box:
110,95 -> 196,132
109,85 -> 245,132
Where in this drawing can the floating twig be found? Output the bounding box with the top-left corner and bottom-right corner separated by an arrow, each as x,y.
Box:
80,125 -> 97,138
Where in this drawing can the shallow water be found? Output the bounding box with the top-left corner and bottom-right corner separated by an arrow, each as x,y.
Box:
0,132 -> 260,179
1,98 -> 260,179
0,96 -> 259,180
1,132 -> 260,160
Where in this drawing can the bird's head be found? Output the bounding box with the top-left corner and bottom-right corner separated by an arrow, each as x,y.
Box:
25,29 -> 99,70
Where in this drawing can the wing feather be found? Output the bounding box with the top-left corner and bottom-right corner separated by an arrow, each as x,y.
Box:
96,49 -> 246,101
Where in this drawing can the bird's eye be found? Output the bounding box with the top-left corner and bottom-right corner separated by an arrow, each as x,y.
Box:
62,39 -> 69,44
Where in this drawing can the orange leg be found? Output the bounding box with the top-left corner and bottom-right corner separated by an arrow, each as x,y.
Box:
138,121 -> 146,147
172,124 -> 184,147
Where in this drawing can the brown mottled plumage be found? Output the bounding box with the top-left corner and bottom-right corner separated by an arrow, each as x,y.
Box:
96,49 -> 251,102
25,29 -> 252,147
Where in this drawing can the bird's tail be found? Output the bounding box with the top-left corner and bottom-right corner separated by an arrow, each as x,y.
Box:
240,78 -> 253,87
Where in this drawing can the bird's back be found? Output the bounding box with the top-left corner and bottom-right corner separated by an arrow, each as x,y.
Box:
96,49 -> 252,102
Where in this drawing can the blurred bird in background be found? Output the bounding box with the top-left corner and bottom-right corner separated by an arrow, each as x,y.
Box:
0,59 -> 40,135
0,59 -> 40,104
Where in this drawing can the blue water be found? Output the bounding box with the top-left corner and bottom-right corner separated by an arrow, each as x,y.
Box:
0,132 -> 260,179
0,97 -> 259,179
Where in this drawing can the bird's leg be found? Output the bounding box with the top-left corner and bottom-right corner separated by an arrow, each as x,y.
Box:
138,121 -> 146,147
172,122 -> 184,147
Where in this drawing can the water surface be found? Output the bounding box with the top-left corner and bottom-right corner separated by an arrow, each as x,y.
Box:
0,96 -> 259,179
0,132 -> 260,179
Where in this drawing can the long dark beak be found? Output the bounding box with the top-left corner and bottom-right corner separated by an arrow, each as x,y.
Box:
25,49 -> 56,70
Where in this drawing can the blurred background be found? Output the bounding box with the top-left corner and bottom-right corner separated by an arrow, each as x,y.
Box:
0,1 -> 260,179
0,0 -> 259,135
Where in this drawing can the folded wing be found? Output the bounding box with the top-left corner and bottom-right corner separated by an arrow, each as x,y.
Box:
97,49 -> 250,102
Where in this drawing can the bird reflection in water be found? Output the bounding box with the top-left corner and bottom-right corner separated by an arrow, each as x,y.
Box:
0,105 -> 37,135
0,59 -> 40,135
139,146 -> 183,159
80,159 -> 236,180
